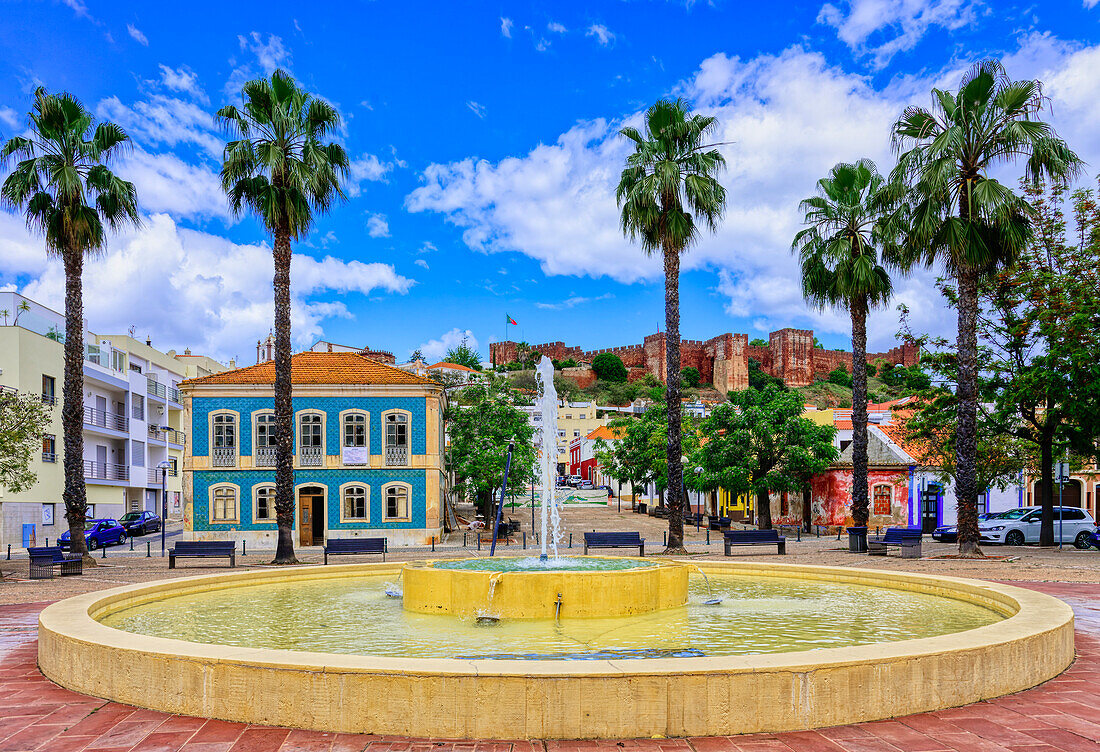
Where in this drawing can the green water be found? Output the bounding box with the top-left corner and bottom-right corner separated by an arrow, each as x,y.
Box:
434,556 -> 653,572
100,574 -> 1002,660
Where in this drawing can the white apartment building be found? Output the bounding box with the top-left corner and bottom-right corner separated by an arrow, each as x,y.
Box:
0,292 -> 226,548
517,400 -> 611,476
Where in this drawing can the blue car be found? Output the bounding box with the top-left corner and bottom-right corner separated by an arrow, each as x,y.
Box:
1087,527 -> 1100,550
59,518 -> 127,550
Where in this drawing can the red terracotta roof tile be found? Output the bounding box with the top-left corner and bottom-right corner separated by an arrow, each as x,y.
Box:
181,352 -> 435,387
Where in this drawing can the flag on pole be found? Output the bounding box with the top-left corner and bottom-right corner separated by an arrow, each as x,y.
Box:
506,313 -> 518,326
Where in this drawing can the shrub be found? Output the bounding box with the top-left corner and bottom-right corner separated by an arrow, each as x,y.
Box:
681,367 -> 701,388
827,367 -> 852,388
591,353 -> 628,382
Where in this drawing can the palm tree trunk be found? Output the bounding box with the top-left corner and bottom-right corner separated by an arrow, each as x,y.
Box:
663,246 -> 686,553
61,251 -> 91,564
272,226 -> 298,564
850,295 -> 870,528
955,267 -> 982,557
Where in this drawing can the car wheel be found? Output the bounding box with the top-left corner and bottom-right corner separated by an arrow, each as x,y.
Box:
1005,530 -> 1025,546
1074,531 -> 1092,550
117,532 -> 127,546
87,538 -> 99,550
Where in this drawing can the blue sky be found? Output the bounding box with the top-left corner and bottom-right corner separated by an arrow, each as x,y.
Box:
2,0 -> 1099,364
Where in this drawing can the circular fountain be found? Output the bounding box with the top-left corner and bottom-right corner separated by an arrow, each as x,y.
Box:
402,557 -> 688,618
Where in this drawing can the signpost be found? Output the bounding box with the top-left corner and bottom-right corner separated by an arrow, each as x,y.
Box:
1055,461 -> 1070,549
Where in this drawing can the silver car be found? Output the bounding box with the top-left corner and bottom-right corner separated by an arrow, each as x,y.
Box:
979,506 -> 1096,548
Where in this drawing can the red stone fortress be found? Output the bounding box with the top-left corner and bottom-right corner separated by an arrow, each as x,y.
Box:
490,328 -> 919,392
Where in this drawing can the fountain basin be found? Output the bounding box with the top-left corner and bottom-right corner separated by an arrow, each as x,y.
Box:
38,561 -> 1074,739
402,557 -> 688,618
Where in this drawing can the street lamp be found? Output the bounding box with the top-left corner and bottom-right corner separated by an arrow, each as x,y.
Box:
157,459 -> 171,557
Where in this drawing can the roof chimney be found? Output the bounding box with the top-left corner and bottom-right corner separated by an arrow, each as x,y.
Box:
146,336 -> 152,346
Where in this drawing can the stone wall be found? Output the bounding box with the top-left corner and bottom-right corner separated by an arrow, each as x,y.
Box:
492,328 -> 919,389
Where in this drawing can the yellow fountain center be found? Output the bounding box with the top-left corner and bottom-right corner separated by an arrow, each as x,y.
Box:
401,558 -> 690,619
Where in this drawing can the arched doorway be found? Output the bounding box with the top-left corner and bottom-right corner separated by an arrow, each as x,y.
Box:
1032,480 -> 1081,509
297,485 -> 326,546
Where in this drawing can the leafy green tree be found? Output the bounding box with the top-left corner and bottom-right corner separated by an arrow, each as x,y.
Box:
591,352 -> 628,382
746,357 -> 785,391
616,98 -> 726,553
748,338 -> 767,347
409,348 -> 425,362
694,386 -> 837,529
447,380 -> 536,520
681,367 -> 701,389
865,361 -> 878,377
793,159 -> 906,529
2,88 -> 139,562
0,391 -> 52,493
444,335 -> 482,370
217,70 -> 348,564
891,61 -> 1082,556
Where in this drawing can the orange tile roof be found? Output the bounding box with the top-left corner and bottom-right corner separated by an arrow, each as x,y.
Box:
834,420 -> 853,430
587,425 -> 626,441
181,352 -> 435,387
428,361 -> 477,372
876,411 -> 929,461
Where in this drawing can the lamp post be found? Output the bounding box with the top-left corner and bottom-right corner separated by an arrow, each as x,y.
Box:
157,459 -> 171,557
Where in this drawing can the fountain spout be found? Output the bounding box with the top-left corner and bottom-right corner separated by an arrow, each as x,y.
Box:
535,356 -> 562,561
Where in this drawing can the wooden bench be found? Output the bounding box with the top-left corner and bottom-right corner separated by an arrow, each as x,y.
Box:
724,529 -> 786,555
169,540 -> 236,569
708,516 -> 732,531
323,537 -> 386,564
868,528 -> 922,559
28,546 -> 83,579
583,532 -> 644,556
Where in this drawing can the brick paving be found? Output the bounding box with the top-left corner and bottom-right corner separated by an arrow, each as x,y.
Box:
1,583 -> 1098,752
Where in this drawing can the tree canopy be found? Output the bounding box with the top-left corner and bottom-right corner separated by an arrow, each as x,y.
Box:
591,352 -> 628,382
444,336 -> 482,370
0,391 -> 52,494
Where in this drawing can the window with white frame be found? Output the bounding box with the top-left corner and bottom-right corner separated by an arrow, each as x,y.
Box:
299,413 -> 323,465
384,412 -> 408,466
254,486 -> 274,521
211,486 -> 238,522
343,485 -> 368,519
384,484 -> 410,520
342,412 -> 369,465
212,413 -> 236,466
255,412 -> 276,466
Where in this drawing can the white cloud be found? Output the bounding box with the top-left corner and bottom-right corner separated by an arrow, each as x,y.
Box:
127,24 -> 148,46
548,21 -> 567,33
1086,0 -> 1099,8
467,101 -> 486,119
366,213 -> 390,238
414,258 -> 430,269
157,64 -> 207,103
346,153 -> 393,196
817,0 -> 977,67
237,32 -> 290,72
535,293 -> 612,310
501,17 -> 514,38
0,106 -> 19,131
117,148 -> 230,221
418,241 -> 438,254
586,24 -> 615,46
535,38 -> 551,52
61,0 -> 90,19
417,328 -> 478,363
0,211 -> 413,361
96,94 -> 222,157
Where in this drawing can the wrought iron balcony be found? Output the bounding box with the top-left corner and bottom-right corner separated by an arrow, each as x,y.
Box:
42,452 -> 56,463
83,405 -> 127,432
84,460 -> 128,481
211,447 -> 236,467
385,446 -> 408,466
255,446 -> 277,467
300,446 -> 323,466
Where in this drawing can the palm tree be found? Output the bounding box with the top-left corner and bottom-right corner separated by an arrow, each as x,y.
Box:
616,98 -> 726,552
792,160 -> 906,537
1,88 -> 139,563
216,70 -> 348,565
891,61 -> 1081,555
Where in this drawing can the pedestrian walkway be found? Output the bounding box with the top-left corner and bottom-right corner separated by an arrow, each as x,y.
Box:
1,583 -> 1098,751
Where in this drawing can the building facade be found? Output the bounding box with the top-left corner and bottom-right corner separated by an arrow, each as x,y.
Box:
0,293 -> 219,548
181,352 -> 445,548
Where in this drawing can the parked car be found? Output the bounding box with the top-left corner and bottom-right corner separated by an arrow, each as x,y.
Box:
932,511 -> 1006,542
979,506 -> 1096,548
579,480 -> 594,490
119,510 -> 161,536
567,475 -> 583,487
59,519 -> 127,550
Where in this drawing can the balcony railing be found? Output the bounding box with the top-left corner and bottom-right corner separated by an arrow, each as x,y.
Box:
300,446 -> 323,466
385,445 -> 408,467
41,394 -> 56,406
255,446 -> 277,467
147,425 -> 186,445
84,460 -> 128,481
212,447 -> 236,467
147,378 -> 167,401
167,385 -> 180,403
42,452 -> 56,463
147,467 -> 161,485
84,405 -> 127,432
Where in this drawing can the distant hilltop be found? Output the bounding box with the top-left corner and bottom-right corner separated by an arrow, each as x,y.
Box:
490,329 -> 918,391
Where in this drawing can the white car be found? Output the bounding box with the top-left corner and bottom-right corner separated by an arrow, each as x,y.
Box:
979,506 -> 1096,548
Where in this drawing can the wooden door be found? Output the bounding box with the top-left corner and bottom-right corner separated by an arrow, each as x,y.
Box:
920,487 -> 939,533
299,498 -> 313,546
